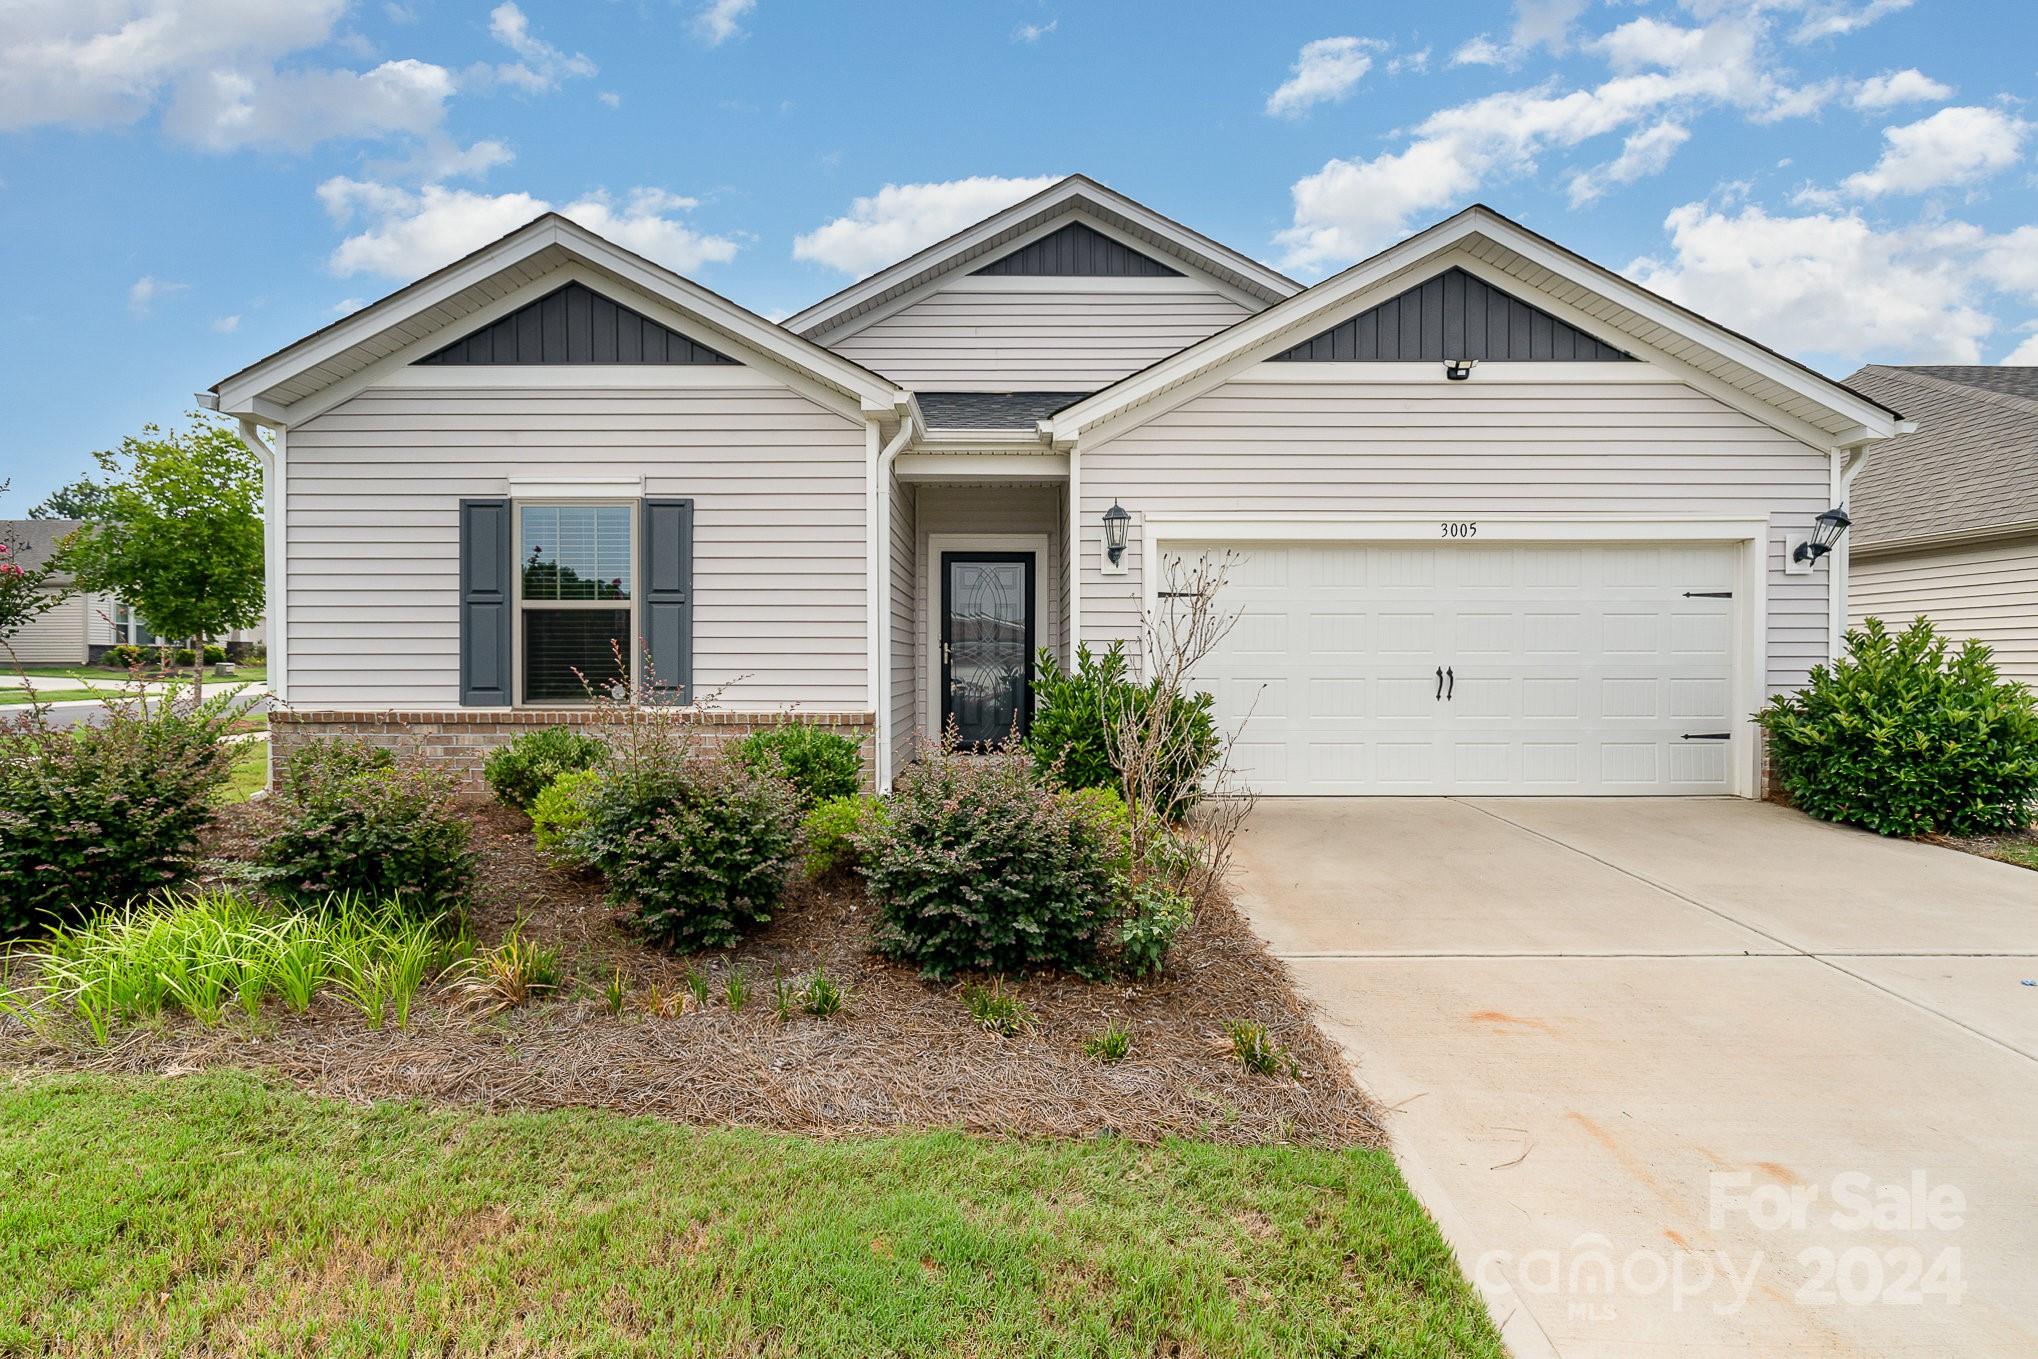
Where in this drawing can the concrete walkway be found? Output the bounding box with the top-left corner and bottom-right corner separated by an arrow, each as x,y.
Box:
1231,798 -> 2038,1358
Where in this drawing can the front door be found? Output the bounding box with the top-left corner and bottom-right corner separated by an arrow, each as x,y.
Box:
941,551 -> 1036,745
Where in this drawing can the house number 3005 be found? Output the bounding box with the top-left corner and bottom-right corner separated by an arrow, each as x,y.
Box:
1440,521 -> 1479,538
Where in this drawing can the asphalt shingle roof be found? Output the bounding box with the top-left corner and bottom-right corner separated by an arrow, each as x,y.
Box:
914,391 -> 1089,429
1843,367 -> 2038,551
0,518 -> 83,578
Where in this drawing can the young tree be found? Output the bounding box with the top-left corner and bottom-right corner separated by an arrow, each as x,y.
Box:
62,417 -> 264,699
0,481 -> 64,668
29,476 -> 112,521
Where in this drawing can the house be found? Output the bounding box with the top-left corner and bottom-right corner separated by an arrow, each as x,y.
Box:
1840,366 -> 2038,686
204,176 -> 1903,796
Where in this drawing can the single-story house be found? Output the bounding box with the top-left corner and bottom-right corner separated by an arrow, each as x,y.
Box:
204,176 -> 1904,797
0,518 -> 264,666
1841,365 -> 2037,686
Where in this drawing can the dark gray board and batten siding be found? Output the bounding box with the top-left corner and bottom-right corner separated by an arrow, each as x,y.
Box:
1272,267 -> 1633,363
971,222 -> 1181,278
418,281 -> 740,366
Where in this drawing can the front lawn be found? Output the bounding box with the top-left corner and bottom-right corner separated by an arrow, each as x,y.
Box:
0,687 -> 99,706
9,663 -> 269,686
214,739 -> 269,803
0,1071 -> 1503,1358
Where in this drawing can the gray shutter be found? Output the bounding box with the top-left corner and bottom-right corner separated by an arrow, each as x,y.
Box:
459,499 -> 513,706
641,498 -> 694,702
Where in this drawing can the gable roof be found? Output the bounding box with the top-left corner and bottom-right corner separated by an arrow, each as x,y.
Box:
209,214 -> 906,425
1842,365 -> 2038,552
1048,204 -> 1902,449
785,175 -> 1299,341
1270,265 -> 1632,363
0,518 -> 82,580
415,280 -> 740,366
915,391 -> 1086,430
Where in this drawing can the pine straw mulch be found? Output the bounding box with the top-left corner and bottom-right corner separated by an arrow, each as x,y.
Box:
4,804 -> 1383,1148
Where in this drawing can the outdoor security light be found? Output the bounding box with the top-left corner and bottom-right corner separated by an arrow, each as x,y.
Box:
1103,501 -> 1131,566
1444,358 -> 1477,381
1793,507 -> 1852,565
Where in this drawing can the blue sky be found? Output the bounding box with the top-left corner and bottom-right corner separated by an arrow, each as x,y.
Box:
1,0 -> 2032,507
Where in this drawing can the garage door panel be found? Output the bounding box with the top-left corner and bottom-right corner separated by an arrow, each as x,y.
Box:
1182,541 -> 1740,796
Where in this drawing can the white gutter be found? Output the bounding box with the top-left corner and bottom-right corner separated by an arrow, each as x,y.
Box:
232,416 -> 287,703
1826,433 -> 1891,661
870,413 -> 917,790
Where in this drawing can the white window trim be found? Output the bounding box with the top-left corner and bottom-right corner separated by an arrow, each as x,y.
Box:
1137,514 -> 1769,800
511,498 -> 640,708
923,532 -> 1051,746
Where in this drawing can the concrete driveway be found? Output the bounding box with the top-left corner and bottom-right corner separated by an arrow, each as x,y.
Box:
1231,798 -> 2038,1358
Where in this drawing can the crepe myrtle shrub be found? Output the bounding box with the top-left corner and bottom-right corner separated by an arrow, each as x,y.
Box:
275,738 -> 393,801
1758,616 -> 2038,838
732,723 -> 864,809
483,725 -> 610,811
859,740 -> 1119,978
1027,642 -> 1220,821
0,689 -> 250,935
256,750 -> 476,919
577,752 -> 803,952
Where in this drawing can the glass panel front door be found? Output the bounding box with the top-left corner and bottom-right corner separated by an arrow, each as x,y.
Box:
942,552 -> 1035,745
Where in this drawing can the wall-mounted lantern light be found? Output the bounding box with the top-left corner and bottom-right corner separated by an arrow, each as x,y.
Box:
1792,507 -> 1852,566
1102,501 -> 1131,568
1444,358 -> 1478,381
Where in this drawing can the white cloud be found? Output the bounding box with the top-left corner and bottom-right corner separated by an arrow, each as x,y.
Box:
1266,36 -> 1383,118
1790,0 -> 1913,43
694,0 -> 755,46
793,175 -> 1061,277
319,178 -> 739,280
1386,48 -> 1431,77
1851,69 -> 1952,110
1835,106 -> 2029,198
1277,8 -> 1859,269
128,276 -> 188,315
2002,331 -> 2038,365
1625,202 -> 2001,365
1567,120 -> 1690,206
598,90 -> 621,108
212,314 -> 241,333
164,57 -> 455,152
1014,19 -> 1057,43
1450,36 -> 1508,68
477,2 -> 594,93
384,3 -> 416,23
1451,0 -> 1591,69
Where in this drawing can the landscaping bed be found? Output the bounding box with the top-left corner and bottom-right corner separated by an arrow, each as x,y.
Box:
1931,825 -> 2038,872
11,802 -> 1379,1146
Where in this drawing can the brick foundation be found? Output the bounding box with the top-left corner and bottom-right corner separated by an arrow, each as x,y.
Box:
271,708 -> 879,792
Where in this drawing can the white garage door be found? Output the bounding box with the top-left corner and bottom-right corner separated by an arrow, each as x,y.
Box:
1178,542 -> 1741,795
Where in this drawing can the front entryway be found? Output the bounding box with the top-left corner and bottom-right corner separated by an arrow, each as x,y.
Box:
940,551 -> 1036,744
1179,541 -> 1744,795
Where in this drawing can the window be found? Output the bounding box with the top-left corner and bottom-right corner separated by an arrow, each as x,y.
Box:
516,503 -> 633,703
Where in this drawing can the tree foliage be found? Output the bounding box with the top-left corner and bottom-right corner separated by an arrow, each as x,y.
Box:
0,482 -> 63,655
29,477 -> 112,522
60,417 -> 264,691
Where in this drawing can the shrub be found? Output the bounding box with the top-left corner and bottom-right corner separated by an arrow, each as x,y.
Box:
277,738 -> 394,800
801,793 -> 889,879
257,755 -> 475,918
0,690 -> 250,933
484,726 -> 609,812
1115,881 -> 1194,979
167,644 -> 227,667
860,741 -> 1119,978
733,724 -> 864,808
1759,617 -> 2038,837
1027,643 -> 1219,820
99,644 -> 151,670
1061,785 -> 1133,877
578,752 -> 802,952
530,768 -> 601,864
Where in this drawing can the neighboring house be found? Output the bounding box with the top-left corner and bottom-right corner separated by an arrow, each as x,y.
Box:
0,518 -> 263,665
1841,366 -> 2038,686
204,176 -> 1902,797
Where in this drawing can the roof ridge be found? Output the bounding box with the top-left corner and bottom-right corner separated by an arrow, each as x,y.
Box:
1855,364 -> 2038,419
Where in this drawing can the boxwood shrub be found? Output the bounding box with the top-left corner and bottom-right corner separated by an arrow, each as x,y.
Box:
860,742 -> 1118,978
578,752 -> 802,951
1759,617 -> 2038,837
733,724 -> 863,808
484,725 -> 609,811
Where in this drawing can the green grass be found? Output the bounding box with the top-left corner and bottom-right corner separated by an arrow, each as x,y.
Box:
0,686 -> 99,705
11,663 -> 269,685
0,1071 -> 1502,1358
1987,841 -> 2038,871
216,740 -> 269,803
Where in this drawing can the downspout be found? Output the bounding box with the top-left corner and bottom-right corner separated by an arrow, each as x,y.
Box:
233,417 -> 286,704
1828,440 -> 1876,660
872,413 -> 916,791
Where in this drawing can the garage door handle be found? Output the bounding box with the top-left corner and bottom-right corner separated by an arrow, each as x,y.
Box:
1446,666 -> 1454,701
1435,666 -> 1444,701
1682,732 -> 1732,741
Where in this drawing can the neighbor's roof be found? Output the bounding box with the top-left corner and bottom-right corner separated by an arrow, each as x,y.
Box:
209,214 -> 907,424
914,391 -> 1088,430
0,518 -> 82,579
1843,366 -> 2038,552
786,175 -> 1300,341
1049,203 -> 1903,449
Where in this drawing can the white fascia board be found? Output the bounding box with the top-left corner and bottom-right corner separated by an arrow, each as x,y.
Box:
1050,208 -> 1900,448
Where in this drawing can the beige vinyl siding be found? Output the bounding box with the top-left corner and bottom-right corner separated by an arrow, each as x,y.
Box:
913,483 -> 1065,742
8,587 -> 87,663
1849,534 -> 2038,685
828,282 -> 1251,391
286,382 -> 869,710
888,479 -> 917,775
1077,370 -> 1833,696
